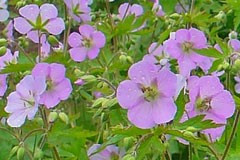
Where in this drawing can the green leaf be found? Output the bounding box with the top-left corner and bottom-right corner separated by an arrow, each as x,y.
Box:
0,63 -> 34,74
53,127 -> 97,139
208,58 -> 224,73
194,47 -> 224,58
113,127 -> 150,136
174,91 -> 186,123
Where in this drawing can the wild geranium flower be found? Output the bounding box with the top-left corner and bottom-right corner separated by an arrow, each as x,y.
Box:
5,75 -> 46,127
0,74 -> 7,96
164,28 -> 212,77
118,3 -> 143,20
143,42 -> 170,69
4,20 -> 14,42
0,0 -> 9,22
64,0 -> 91,23
88,144 -> 124,160
0,49 -> 18,97
68,24 -> 106,62
14,4 -> 65,36
183,76 -> 235,141
117,60 -> 177,129
152,0 -> 165,17
32,63 -> 72,108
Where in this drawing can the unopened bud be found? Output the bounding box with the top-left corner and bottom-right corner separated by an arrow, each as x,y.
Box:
183,131 -> 195,138
229,31 -> 238,40
126,56 -> 134,64
48,112 -> 58,123
59,112 -> 69,124
186,126 -> 198,132
0,47 -> 7,55
119,54 -> 127,63
0,39 -> 7,46
9,146 -> 19,158
48,35 -> 59,46
81,75 -> 96,82
17,147 -> 25,160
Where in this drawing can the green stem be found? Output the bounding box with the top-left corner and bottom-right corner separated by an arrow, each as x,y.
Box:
222,109 -> 240,160
53,146 -> 61,160
63,18 -> 72,56
207,145 -> 221,160
23,128 -> 46,142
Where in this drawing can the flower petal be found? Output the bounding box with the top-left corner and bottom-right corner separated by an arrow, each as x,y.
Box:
210,90 -> 235,119
69,47 -> 87,62
68,32 -> 82,48
152,97 -> 177,124
79,24 -> 94,38
7,110 -> 27,127
40,3 -> 58,22
128,60 -> 158,86
117,80 -> 143,109
0,9 -> 9,22
50,63 -> 66,83
127,101 -> 155,129
87,47 -> 100,60
92,31 -> 106,48
14,17 -> 32,34
19,4 -> 39,22
45,18 -> 65,35
199,76 -> 224,98
178,55 -> 196,77
54,78 -> 72,100
157,69 -> 177,97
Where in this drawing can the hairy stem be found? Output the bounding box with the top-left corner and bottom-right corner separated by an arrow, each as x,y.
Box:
222,109 -> 240,160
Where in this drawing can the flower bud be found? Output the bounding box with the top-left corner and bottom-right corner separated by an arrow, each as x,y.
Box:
74,79 -> 85,86
122,154 -> 136,160
229,31 -> 238,40
0,38 -> 7,46
59,112 -> 69,124
183,131 -> 195,138
214,11 -> 226,21
119,54 -> 127,63
48,35 -> 59,46
34,147 -> 44,159
126,56 -> 134,64
17,147 -> 25,160
74,69 -> 85,76
9,146 -> 19,158
0,46 -> 7,55
186,126 -> 198,132
222,61 -> 230,70
48,111 -> 58,123
81,75 -> 96,82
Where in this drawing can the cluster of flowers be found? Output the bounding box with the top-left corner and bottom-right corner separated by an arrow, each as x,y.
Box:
117,27 -> 236,142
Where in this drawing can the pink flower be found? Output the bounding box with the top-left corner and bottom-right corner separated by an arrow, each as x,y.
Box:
164,28 -> 212,77
182,76 -> 235,141
68,24 -> 106,62
32,63 -> 72,108
5,75 -> 46,127
14,4 -> 65,36
118,3 -> 143,20
117,60 -> 177,129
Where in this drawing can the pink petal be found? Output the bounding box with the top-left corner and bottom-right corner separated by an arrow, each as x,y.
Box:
68,32 -> 82,48
0,9 -> 9,22
50,63 -> 66,83
87,47 -> 100,60
178,55 -> 196,77
40,3 -> 58,22
164,39 -> 182,59
199,76 -> 224,98
92,31 -> 106,48
14,17 -> 33,34
152,97 -> 177,124
128,60 -> 158,86
189,28 -> 207,49
7,110 -> 27,127
127,101 -> 155,129
19,4 -> 39,22
175,29 -> 190,43
157,69 -> 177,97
79,24 -> 95,38
131,4 -> 143,17
45,18 -> 65,35
210,91 -> 235,119
69,47 -> 87,62
54,78 -> 72,100
117,80 -> 143,109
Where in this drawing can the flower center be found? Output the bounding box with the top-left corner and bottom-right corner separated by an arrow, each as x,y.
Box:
142,86 -> 159,102
182,42 -> 193,53
73,4 -> 84,15
110,153 -> 120,160
46,79 -> 54,91
83,38 -> 92,48
23,92 -> 35,108
196,97 -> 211,112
